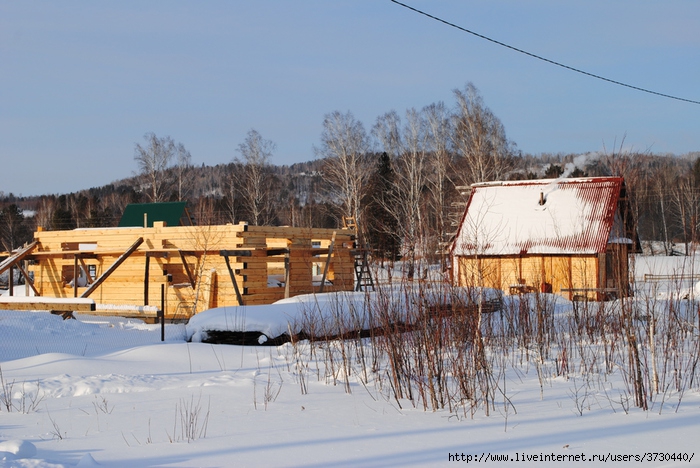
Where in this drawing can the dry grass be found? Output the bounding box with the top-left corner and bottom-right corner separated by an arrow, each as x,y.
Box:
284,272 -> 700,418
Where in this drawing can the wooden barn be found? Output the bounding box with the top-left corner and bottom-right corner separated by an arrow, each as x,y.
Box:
450,177 -> 640,301
0,208 -> 359,320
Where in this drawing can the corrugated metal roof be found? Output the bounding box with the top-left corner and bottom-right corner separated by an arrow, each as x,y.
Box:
451,177 -> 624,256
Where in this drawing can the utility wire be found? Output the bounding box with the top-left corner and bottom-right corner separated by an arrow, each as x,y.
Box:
389,0 -> 700,105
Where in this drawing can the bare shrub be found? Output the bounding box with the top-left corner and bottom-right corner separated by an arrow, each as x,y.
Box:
168,394 -> 210,443
0,365 -> 44,414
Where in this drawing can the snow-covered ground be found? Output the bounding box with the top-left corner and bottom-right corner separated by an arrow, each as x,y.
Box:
0,255 -> 699,467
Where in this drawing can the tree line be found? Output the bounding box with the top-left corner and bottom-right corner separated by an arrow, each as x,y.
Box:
2,83 -> 700,267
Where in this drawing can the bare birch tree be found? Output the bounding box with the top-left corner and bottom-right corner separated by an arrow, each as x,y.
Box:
0,204 -> 30,251
223,169 -> 239,224
398,108 -> 429,278
34,197 -> 55,230
134,133 -> 177,202
175,143 -> 192,202
373,109 -> 430,279
423,101 -> 454,265
233,129 -> 277,226
452,83 -> 511,185
372,110 -> 402,158
317,111 -> 371,233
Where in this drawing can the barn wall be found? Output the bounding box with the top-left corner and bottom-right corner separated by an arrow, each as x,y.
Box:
499,257 -> 521,292
455,253 -> 612,300
570,256 -> 599,299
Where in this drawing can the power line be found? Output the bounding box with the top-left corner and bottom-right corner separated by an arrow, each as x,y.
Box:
389,0 -> 700,105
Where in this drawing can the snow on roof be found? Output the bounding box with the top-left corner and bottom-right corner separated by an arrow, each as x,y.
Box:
452,176 -> 624,256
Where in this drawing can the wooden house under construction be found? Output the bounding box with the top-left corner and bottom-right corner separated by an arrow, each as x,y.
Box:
451,177 -> 640,301
0,203 -> 359,320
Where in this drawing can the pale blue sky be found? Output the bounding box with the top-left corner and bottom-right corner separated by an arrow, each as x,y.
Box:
1,1 -> 698,196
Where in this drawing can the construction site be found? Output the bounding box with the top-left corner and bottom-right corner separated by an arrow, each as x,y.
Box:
0,203 -> 372,321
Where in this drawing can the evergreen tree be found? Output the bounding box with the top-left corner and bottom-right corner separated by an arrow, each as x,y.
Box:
364,153 -> 400,261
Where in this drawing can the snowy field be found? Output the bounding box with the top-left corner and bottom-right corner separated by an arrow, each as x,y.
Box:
0,255 -> 699,467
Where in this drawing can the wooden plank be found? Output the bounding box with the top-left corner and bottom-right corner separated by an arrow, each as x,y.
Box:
31,248 -> 221,258
0,297 -> 95,312
81,237 -> 145,298
92,304 -> 159,318
643,273 -> 700,282
240,292 -> 286,303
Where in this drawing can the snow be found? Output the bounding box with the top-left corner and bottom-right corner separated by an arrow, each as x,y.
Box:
0,256 -> 699,467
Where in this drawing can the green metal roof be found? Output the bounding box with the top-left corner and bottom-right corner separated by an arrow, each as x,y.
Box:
118,202 -> 187,228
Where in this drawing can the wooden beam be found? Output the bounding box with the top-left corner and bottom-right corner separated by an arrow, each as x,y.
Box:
0,297 -> 95,312
222,253 -> 244,305
219,249 -> 253,257
0,241 -> 38,276
178,250 -> 196,288
14,261 -> 40,296
92,304 -> 159,319
81,237 -> 144,298
62,252 -> 98,260
78,258 -> 93,285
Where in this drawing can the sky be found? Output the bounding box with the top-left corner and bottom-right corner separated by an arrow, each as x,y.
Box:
1,1 -> 698,197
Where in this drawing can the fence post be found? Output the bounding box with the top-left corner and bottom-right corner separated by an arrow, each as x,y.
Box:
159,284 -> 165,342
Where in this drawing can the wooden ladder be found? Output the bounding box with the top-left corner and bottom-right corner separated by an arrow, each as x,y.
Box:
342,216 -> 357,230
353,247 -> 374,291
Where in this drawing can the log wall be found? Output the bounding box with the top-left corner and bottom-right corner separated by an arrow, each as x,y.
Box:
28,222 -> 356,319
456,253 -> 602,300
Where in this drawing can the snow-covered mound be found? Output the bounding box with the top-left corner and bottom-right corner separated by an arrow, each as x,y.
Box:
186,287 -> 504,344
0,439 -> 37,461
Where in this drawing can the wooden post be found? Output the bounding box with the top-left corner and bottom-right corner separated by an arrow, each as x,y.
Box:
319,231 -> 336,293
144,254 -> 150,305
208,270 -> 217,309
160,283 -> 165,342
73,256 -> 79,298
284,252 -> 290,298
24,260 -> 30,296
